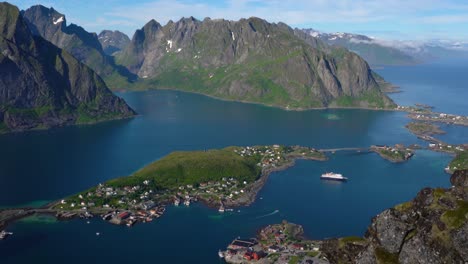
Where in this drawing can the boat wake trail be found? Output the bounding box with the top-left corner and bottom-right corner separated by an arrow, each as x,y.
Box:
254,209 -> 279,219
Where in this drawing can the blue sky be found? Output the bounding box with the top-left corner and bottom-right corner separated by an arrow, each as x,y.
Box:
10,0 -> 468,41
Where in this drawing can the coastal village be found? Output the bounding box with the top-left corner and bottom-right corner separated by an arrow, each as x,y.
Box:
407,110 -> 468,126
221,221 -> 329,264
52,145 -> 327,228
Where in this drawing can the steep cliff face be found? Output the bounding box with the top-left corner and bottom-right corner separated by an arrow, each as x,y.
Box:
321,170 -> 468,264
22,5 -> 136,88
0,3 -> 135,133
98,30 -> 130,55
117,17 -> 395,109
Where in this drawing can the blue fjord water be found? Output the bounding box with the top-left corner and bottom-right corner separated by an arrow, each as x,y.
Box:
0,60 -> 467,263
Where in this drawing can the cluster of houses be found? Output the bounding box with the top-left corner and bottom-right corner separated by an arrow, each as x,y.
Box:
372,145 -> 414,161
173,176 -> 250,206
234,145 -> 292,168
57,168 -> 256,228
429,143 -> 466,153
103,205 -> 166,227
221,222 -> 323,263
409,112 -> 467,125
234,145 -> 306,168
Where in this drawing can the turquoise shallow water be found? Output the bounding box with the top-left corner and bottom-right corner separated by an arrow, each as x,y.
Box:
0,60 -> 466,263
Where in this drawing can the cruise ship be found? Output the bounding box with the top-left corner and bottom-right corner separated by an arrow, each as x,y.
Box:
320,172 -> 348,181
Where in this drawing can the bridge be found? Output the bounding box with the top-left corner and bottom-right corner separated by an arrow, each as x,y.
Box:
319,147 -> 370,152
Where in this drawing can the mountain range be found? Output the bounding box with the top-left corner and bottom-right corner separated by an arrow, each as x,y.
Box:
303,28 -> 468,66
22,5 -> 136,89
98,30 -> 130,55
1,2 -> 402,134
114,17 -> 394,109
0,2 -> 135,133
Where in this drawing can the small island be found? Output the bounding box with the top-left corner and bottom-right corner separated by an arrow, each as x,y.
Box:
370,144 -> 414,162
406,121 -> 445,136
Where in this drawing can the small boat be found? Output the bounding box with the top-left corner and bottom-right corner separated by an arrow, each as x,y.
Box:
96,232 -> 100,236
0,230 -> 13,240
320,172 -> 348,181
102,213 -> 113,221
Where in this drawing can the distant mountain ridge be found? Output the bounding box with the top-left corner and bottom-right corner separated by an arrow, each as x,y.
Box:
98,30 -> 130,55
22,5 -> 136,89
0,2 -> 135,133
303,28 -> 468,66
302,28 -> 418,66
115,17 -> 394,109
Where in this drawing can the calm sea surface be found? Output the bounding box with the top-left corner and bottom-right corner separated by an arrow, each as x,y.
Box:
0,60 -> 466,263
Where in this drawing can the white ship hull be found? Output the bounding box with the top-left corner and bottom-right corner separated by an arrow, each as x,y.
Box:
320,172 -> 347,181
320,176 -> 347,181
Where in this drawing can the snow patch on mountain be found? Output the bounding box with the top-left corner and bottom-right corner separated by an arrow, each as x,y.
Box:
53,16 -> 64,25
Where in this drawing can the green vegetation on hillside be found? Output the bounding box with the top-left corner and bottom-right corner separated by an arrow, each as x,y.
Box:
449,152 -> 468,172
375,247 -> 399,264
333,89 -> 394,109
114,17 -> 395,110
441,201 -> 468,229
107,147 -> 262,189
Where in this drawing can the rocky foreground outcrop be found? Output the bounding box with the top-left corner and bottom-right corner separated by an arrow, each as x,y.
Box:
321,170 -> 468,264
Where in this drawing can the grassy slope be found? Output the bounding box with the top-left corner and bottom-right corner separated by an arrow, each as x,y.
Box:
106,147 -> 262,190
123,53 -> 392,109
449,152 -> 468,171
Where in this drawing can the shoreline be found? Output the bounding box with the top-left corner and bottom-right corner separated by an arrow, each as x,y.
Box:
0,150 -> 329,231
121,87 -> 400,112
0,114 -> 138,136
0,143 -> 462,233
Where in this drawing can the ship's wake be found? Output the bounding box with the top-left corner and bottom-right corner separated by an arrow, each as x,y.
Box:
254,209 -> 279,219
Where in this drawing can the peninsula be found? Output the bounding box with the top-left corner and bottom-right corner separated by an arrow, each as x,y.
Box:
2,143 -> 465,233
370,144 -> 414,163
0,143 -> 418,231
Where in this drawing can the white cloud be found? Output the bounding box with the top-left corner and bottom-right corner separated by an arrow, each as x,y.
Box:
9,0 -> 468,40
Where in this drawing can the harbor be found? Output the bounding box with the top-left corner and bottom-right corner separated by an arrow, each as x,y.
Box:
221,221 -> 329,264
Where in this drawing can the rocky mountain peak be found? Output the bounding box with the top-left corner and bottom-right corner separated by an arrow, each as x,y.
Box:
0,3 -> 135,133
22,5 -> 136,89
21,5 -> 66,37
98,29 -> 130,55
116,16 -> 394,109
